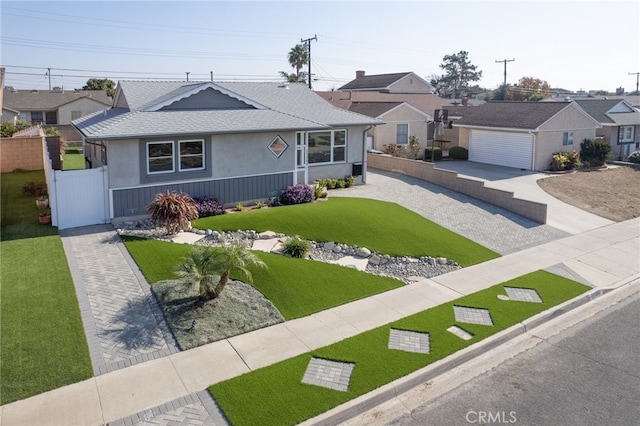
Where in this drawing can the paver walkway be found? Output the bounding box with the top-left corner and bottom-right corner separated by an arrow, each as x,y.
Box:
60,225 -> 179,375
334,169 -> 569,255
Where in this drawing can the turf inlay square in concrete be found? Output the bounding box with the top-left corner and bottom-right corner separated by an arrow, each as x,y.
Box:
453,306 -> 494,326
447,325 -> 474,340
504,287 -> 543,303
302,358 -> 355,392
388,329 -> 431,354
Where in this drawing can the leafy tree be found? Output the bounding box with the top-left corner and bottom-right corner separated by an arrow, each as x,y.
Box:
279,44 -> 308,83
430,51 -> 482,98
82,78 -> 116,97
176,241 -> 266,301
505,77 -> 552,101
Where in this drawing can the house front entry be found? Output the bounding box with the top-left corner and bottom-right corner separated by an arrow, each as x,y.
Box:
295,131 -> 308,184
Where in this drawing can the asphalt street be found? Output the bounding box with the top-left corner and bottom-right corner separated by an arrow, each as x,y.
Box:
386,292 -> 640,426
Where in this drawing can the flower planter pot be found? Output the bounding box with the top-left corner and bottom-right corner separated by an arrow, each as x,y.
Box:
38,213 -> 51,225
36,198 -> 49,209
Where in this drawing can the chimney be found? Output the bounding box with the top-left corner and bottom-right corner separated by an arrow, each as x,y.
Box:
356,70 -> 365,78
462,96 -> 468,107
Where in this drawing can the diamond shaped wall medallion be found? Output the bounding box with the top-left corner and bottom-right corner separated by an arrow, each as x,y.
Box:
268,136 -> 288,158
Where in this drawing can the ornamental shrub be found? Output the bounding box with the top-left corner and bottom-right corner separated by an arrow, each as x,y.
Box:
627,150 -> 640,164
550,151 -> 581,171
147,191 -> 199,235
345,175 -> 356,187
193,196 -> 225,217
448,146 -> 469,160
424,147 -> 442,161
280,183 -> 314,205
580,138 -> 611,167
281,235 -> 312,258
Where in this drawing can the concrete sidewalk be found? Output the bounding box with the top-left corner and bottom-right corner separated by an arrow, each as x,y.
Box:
1,218 -> 638,426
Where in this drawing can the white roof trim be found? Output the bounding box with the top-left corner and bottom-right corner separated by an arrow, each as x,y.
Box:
389,72 -> 433,92
144,82 -> 268,112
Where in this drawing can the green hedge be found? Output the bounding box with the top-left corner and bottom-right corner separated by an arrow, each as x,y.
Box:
424,147 -> 442,161
448,146 -> 469,160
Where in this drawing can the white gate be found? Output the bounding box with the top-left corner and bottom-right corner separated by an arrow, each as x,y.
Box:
49,167 -> 109,230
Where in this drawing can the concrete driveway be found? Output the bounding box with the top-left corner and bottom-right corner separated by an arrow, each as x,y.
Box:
434,161 -> 614,234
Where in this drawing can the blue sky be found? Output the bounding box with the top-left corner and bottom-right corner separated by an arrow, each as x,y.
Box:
1,0 -> 638,93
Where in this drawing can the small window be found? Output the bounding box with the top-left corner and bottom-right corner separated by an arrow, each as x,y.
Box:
45,111 -> 57,125
333,130 -> 346,162
31,111 -> 43,124
147,141 -> 174,174
563,132 -> 573,146
397,124 -> 409,145
179,139 -> 204,171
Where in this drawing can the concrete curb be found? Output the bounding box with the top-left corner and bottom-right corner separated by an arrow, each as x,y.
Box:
301,276 -> 640,426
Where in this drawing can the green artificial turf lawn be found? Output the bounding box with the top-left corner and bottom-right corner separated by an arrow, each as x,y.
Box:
210,271 -> 589,426
0,171 -> 93,404
62,147 -> 85,170
121,237 -> 404,319
193,198 -> 499,266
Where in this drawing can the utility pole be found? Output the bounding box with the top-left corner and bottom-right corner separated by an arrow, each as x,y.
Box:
46,67 -> 51,91
629,71 -> 640,93
210,71 -> 213,82
495,58 -> 515,100
186,72 -> 190,82
301,35 -> 317,89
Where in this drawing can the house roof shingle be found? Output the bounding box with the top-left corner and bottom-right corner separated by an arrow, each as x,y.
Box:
347,101 -> 404,118
454,102 -> 575,129
74,81 -> 380,140
3,88 -> 112,111
573,99 -> 640,125
338,72 -> 414,91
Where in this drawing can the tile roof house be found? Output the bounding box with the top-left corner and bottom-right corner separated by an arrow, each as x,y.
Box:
2,88 -> 111,126
573,99 -> 640,160
454,102 -> 601,170
73,80 -> 380,219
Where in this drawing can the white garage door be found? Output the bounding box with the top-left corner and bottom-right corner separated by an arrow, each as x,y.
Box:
469,130 -> 533,170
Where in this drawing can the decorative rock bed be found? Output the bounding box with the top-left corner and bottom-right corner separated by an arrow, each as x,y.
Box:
116,219 -> 462,284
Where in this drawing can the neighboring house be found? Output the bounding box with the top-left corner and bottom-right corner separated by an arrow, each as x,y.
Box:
573,99 -> 640,159
72,80 -> 379,219
2,88 -> 111,126
338,71 -> 435,94
1,106 -> 20,124
454,102 -> 601,171
347,101 -> 431,152
318,71 -> 454,152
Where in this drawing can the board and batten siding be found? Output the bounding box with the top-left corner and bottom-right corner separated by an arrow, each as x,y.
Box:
469,130 -> 533,170
111,172 -> 292,217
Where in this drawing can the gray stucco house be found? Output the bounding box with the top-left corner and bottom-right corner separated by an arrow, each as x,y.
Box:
72,80 -> 379,218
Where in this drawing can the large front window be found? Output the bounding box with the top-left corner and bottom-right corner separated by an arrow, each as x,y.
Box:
307,129 -> 347,164
147,142 -> 174,174
179,139 -> 204,171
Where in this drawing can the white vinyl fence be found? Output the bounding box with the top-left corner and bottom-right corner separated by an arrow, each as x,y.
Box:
43,140 -> 110,230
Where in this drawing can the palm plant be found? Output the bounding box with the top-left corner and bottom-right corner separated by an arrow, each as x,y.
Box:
279,44 -> 308,83
176,240 -> 267,301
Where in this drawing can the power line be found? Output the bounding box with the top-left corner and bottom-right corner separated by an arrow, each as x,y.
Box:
629,71 -> 640,93
301,35 -> 317,89
495,58 -> 515,100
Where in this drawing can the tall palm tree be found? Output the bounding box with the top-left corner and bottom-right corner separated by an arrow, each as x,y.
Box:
279,44 -> 309,83
176,241 -> 266,301
288,44 -> 309,79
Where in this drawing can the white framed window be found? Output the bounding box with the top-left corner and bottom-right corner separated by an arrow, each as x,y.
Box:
296,132 -> 306,167
397,124 -> 409,145
307,129 -> 347,164
619,126 -> 634,143
147,141 -> 174,174
178,139 -> 204,171
563,132 -> 574,146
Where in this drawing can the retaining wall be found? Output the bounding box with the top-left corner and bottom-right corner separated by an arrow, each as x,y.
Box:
0,136 -> 44,172
367,153 -> 547,223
